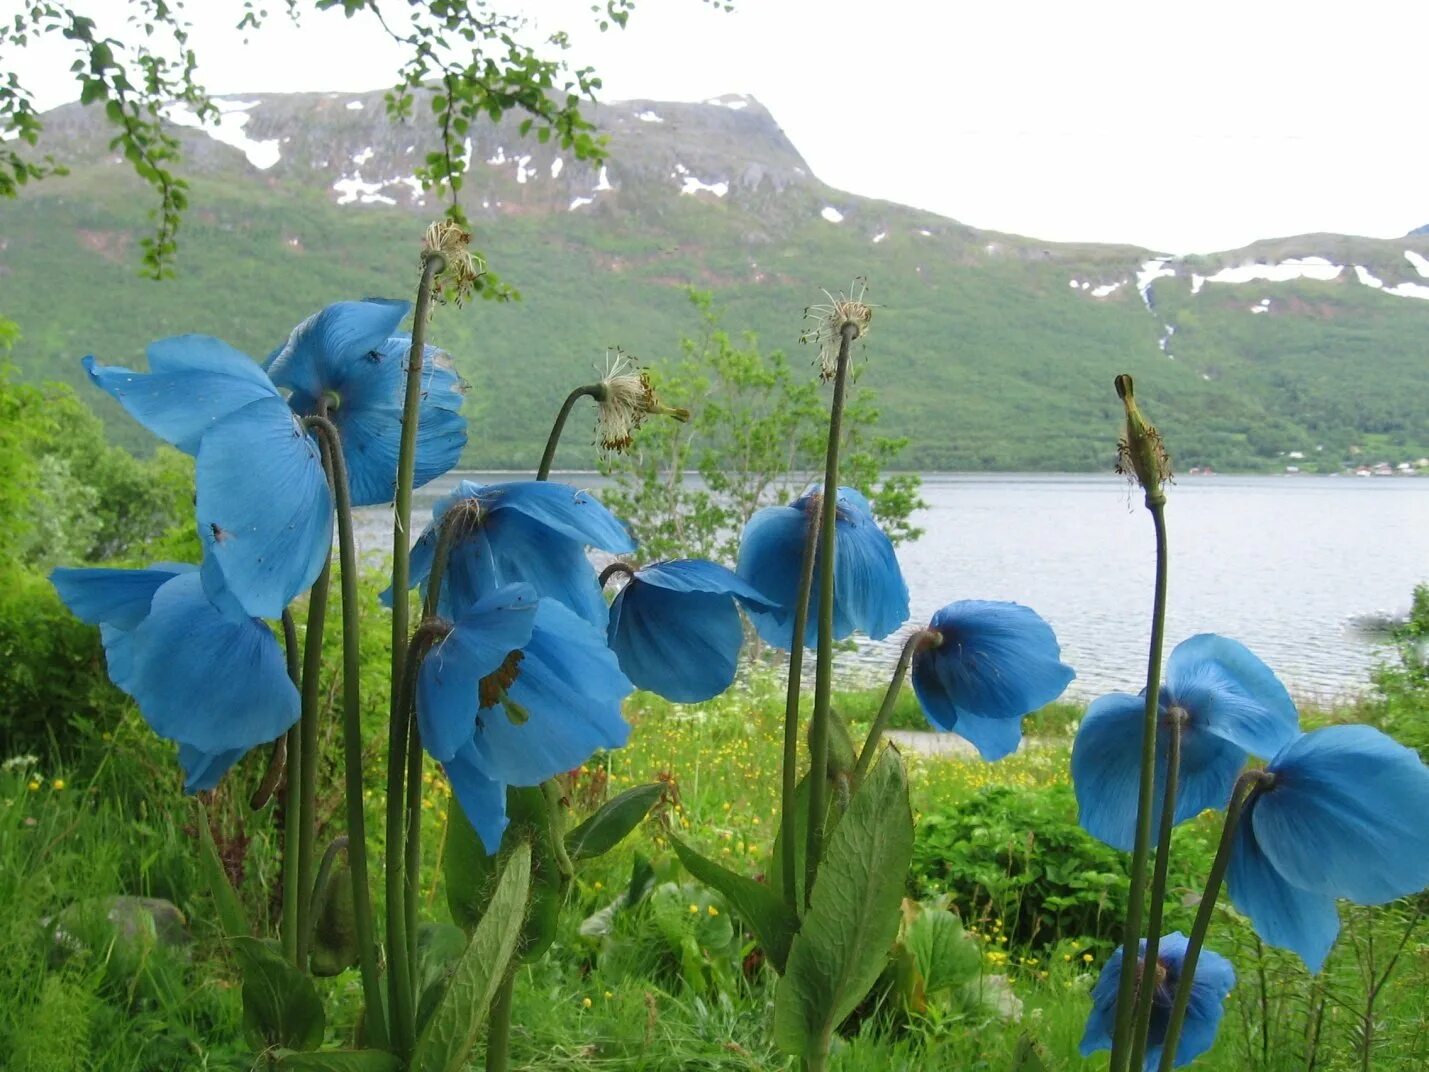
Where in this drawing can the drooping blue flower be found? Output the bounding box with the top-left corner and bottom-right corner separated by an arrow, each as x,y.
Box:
606,559 -> 776,703
1072,634 -> 1300,851
416,586 -> 633,852
84,339 -> 332,619
265,300 -> 467,506
735,485 -> 908,650
1080,933 -> 1235,1070
50,564 -> 299,787
1226,724 -> 1429,973
909,600 -> 1075,761
387,480 -> 636,627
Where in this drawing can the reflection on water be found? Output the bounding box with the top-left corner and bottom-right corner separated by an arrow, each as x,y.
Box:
358,472 -> 1429,704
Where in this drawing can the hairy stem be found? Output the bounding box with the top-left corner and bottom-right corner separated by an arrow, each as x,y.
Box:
486,970 -> 517,1072
778,478 -> 821,911
536,384 -> 601,481
853,630 -> 936,784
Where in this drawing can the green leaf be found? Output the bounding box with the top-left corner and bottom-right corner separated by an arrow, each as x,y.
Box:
772,749 -> 913,1059
194,803 -> 248,939
232,936 -> 325,1052
412,842 -> 532,1072
905,908 -> 981,994
565,783 -> 662,860
276,1051 -> 402,1071
1011,1033 -> 1050,1072
670,835 -> 798,973
413,922 -> 468,1034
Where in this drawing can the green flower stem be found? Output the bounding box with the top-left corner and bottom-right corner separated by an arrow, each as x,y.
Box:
853,630 -> 937,784
280,724 -> 302,966
1156,771 -> 1273,1072
1109,495 -> 1169,1072
385,638 -> 421,1057
536,384 -> 602,481
307,415 -> 388,1050
778,472 -> 822,912
306,835 -> 349,949
486,970 -> 517,1072
804,321 -> 858,906
1129,713 -> 1184,1072
294,556 -> 330,971
404,716 -> 423,992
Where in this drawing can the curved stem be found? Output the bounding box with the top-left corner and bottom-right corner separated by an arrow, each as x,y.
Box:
598,561 -> 636,588
422,513 -> 462,621
536,384 -> 601,481
1157,772 -> 1272,1072
306,415 -> 388,1048
306,835 -> 349,950
485,970 -> 517,1072
778,494 -> 821,911
1110,498 -> 1169,1072
804,322 -> 857,907
853,630 -> 935,784
1130,713 -> 1183,1072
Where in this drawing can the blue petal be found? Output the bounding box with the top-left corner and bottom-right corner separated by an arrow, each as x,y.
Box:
736,504 -> 808,648
1227,801 -> 1340,972
608,582 -> 744,702
465,599 -> 632,787
1255,725 -> 1429,905
119,572 -> 300,751
179,744 -> 248,793
266,299 -> 411,399
477,481 -> 635,555
1166,635 -> 1300,758
49,564 -> 192,630
1071,692 -> 1245,851
635,559 -> 777,609
1159,934 -> 1236,1067
947,708 -> 1025,761
443,742 -> 509,856
84,337 -> 278,454
916,600 -> 1075,721
828,503 -> 909,641
480,512 -> 607,627
416,585 -> 539,763
1079,944 -> 1124,1057
196,396 -> 333,619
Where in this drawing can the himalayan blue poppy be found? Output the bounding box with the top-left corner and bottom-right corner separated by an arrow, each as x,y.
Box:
85,338 -> 331,620
50,564 -> 298,787
265,300 -> 467,506
1072,634 -> 1300,851
389,480 -> 635,627
1080,933 -> 1235,1070
606,559 -> 776,703
417,586 -> 633,852
1226,724 -> 1429,972
910,600 -> 1075,760
736,485 -> 908,650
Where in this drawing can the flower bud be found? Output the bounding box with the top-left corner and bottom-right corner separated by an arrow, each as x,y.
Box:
1113,374 -> 1171,506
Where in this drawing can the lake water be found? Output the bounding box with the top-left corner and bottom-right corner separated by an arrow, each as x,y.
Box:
358,472 -> 1429,704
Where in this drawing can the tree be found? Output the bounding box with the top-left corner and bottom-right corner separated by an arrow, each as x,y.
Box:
599,290 -> 924,566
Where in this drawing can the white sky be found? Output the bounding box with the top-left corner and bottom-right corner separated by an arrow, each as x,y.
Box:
8,0 -> 1429,253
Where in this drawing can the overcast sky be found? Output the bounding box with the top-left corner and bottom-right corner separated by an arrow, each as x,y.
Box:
10,0 -> 1428,253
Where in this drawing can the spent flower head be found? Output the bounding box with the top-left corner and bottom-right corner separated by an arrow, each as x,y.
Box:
1113,374 -> 1171,503
422,219 -> 485,308
801,278 -> 875,380
595,350 -> 689,453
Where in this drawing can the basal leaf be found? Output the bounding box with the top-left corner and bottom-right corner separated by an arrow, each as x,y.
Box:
670,834 -> 798,973
275,1050 -> 402,1071
195,803 -> 249,940
232,936 -> 325,1052
565,783 -> 663,860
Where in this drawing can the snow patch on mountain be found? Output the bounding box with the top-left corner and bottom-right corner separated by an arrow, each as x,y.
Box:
162,98 -> 280,170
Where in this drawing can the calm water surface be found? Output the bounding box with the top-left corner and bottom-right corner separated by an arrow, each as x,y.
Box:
360,472 -> 1429,703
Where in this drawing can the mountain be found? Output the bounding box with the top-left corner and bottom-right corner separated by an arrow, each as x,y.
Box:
3,89 -> 1428,473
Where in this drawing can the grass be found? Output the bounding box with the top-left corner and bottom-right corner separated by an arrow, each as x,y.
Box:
3,676 -> 1428,1070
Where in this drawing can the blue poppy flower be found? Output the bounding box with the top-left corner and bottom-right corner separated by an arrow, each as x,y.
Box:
735,485 -> 908,650
50,564 -> 299,786
1080,933 -> 1235,1070
416,586 -> 633,853
1226,724 -> 1429,973
265,300 -> 467,506
387,480 -> 636,627
84,338 -> 332,620
606,559 -> 776,703
1072,634 -> 1300,851
909,600 -> 1075,761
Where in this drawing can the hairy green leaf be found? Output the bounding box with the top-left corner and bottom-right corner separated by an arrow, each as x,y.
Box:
565,783 -> 663,860
232,937 -> 325,1052
670,834 -> 798,973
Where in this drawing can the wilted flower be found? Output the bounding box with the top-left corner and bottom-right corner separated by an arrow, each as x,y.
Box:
801,279 -> 874,380
50,564 -> 298,792
910,601 -> 1076,761
1227,724 -> 1429,972
1072,634 -> 1300,851
736,485 -> 908,650
1080,933 -> 1235,1070
605,559 -> 775,703
416,584 -> 632,852
422,219 -> 484,307
85,337 -> 332,619
388,479 -> 635,627
265,299 -> 467,506
594,351 -> 688,453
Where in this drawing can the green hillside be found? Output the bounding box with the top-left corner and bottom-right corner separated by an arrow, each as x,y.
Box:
2,92 -> 1428,472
